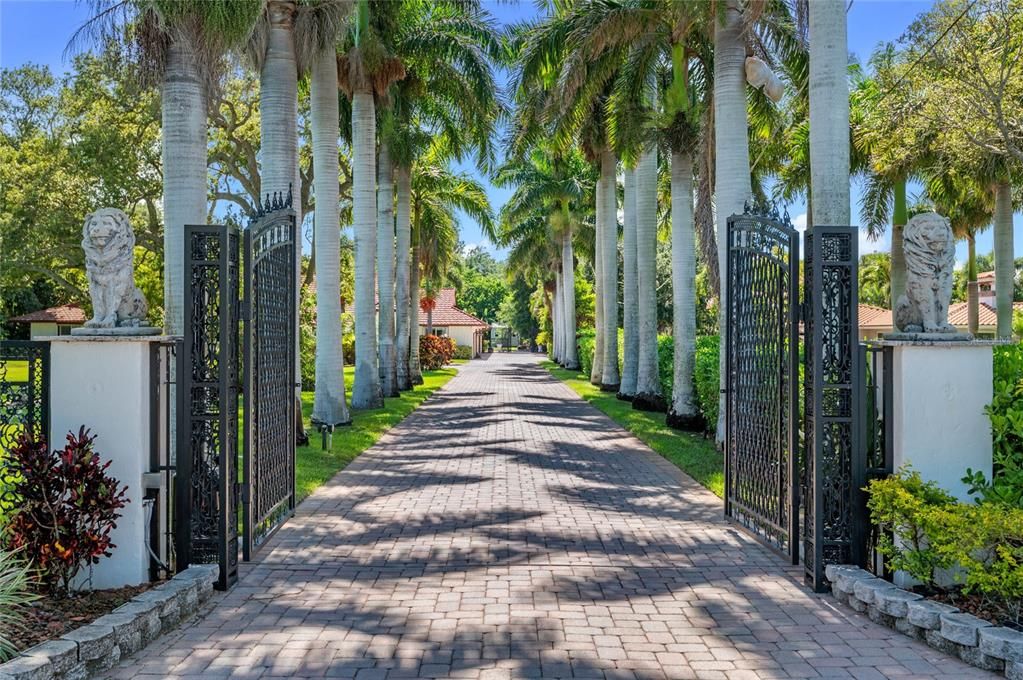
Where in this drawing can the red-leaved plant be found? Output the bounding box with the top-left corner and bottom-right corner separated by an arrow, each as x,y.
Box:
419,334 -> 456,370
1,427 -> 128,596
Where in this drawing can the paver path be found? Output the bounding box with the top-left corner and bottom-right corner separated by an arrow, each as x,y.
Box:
113,353 -> 991,680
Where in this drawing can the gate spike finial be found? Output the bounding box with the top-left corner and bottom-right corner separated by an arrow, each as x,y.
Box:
285,183 -> 293,209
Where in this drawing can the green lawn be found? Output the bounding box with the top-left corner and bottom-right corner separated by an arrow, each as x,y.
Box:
541,361 -> 724,497
296,365 -> 457,501
0,360 -> 28,383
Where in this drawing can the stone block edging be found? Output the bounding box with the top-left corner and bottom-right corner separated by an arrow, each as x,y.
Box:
0,564 -> 218,680
826,564 -> 1020,677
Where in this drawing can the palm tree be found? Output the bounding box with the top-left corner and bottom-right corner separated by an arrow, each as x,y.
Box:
387,1 -> 500,387
74,2 -> 261,335
711,0 -> 753,441
633,143 -> 663,411
808,0 -> 850,225
307,5 -> 352,427
407,155 -> 493,380
618,165 -> 638,400
249,0 -> 304,412
338,0 -> 404,408
496,150 -> 589,370
377,121 -> 398,397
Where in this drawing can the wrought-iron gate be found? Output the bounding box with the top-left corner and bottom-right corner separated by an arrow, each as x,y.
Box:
178,190 -> 297,587
724,206 -> 874,592
242,192 -> 297,559
803,226 -> 862,591
179,223 -> 241,589
724,204 -> 800,563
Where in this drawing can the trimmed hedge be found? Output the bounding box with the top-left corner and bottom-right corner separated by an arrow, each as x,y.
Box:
572,328 -> 720,433
454,344 -> 473,360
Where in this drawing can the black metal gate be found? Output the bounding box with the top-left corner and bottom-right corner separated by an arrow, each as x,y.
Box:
724,204 -> 800,563
177,190 -> 297,587
242,192 -> 297,559
803,226 -> 862,591
179,223 -> 241,589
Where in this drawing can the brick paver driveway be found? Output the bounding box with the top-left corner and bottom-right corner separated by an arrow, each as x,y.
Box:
113,353 -> 989,680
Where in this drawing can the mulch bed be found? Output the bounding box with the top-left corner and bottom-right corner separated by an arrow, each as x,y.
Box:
924,588 -> 1022,631
10,583 -> 154,654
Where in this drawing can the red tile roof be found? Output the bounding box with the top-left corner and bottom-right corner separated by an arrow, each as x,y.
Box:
10,304 -> 86,324
858,304 -> 892,328
420,288 -> 489,328
859,301 -> 1022,331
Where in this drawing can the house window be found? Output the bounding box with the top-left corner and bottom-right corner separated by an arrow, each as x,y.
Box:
57,325 -> 74,336
434,328 -> 447,337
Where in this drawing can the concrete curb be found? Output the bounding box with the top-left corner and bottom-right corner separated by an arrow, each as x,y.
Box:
825,564 -> 1019,677
0,565 -> 218,680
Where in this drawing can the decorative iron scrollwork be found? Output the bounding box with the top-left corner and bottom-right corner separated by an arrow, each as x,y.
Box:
724,210 -> 800,564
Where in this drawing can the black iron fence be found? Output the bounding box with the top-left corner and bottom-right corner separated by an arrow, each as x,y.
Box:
0,340 -> 50,452
861,343 -> 894,578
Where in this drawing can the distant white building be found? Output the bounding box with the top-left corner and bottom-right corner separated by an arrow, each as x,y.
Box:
417,288 -> 490,357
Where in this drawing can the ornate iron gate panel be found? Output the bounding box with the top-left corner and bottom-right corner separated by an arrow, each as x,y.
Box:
178,223 -> 240,590
242,192 -> 297,560
803,226 -> 862,591
0,340 -> 49,452
724,205 -> 800,563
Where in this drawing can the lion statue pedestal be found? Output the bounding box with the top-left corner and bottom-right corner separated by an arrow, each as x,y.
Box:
71,207 -> 160,336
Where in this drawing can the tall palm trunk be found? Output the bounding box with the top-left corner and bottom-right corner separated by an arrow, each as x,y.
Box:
352,88 -> 383,408
994,180 -> 1015,339
377,141 -> 397,397
713,0 -> 752,441
967,233 -> 979,335
553,271 -> 563,363
590,170 -> 604,384
260,0 -> 303,430
890,178 -> 907,307
310,45 -> 350,426
394,165 -> 412,390
634,147 -> 663,411
162,38 -> 205,336
561,226 -> 579,369
599,149 -> 620,391
618,165 -> 638,401
667,152 -> 700,429
409,228 -> 423,384
808,0 -> 850,226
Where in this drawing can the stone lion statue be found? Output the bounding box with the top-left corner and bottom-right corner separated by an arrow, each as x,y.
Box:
893,211 -> 956,334
82,208 -> 149,328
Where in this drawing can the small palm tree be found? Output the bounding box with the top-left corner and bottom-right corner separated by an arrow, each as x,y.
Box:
407,155 -> 493,381
496,149 -> 589,370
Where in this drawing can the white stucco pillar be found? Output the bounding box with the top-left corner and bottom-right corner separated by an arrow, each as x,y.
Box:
889,341 -> 994,501
47,335 -> 171,589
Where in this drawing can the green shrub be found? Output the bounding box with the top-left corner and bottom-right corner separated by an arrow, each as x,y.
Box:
867,470 -> 957,588
657,335 -> 674,401
454,344 -> 473,360
869,469 -> 1023,625
577,328 -> 596,375
694,335 -> 720,433
0,549 -> 37,661
964,342 -> 1023,507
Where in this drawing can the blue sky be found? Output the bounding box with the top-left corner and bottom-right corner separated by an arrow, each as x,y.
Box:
2,0 -> 1021,266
